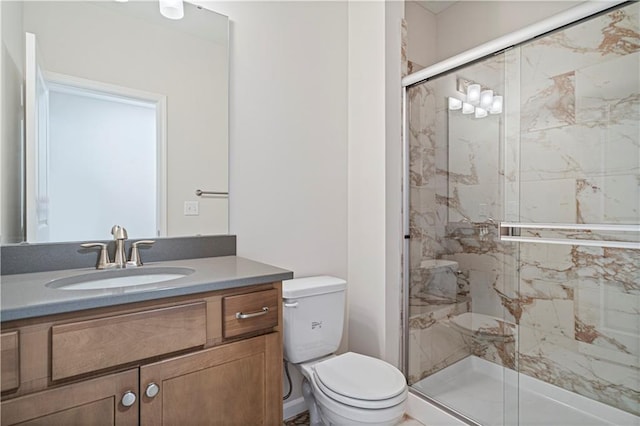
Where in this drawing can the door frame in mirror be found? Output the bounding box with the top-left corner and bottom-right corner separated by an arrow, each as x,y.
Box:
26,67 -> 168,242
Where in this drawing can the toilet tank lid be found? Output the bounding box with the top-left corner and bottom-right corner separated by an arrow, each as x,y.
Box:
283,276 -> 346,299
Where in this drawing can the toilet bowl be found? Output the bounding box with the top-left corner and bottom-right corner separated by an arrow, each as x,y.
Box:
283,276 -> 408,426
299,353 -> 407,425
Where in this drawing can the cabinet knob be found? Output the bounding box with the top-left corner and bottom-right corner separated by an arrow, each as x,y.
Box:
121,391 -> 137,407
145,382 -> 160,398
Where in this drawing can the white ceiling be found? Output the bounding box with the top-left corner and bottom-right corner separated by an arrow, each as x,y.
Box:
414,1 -> 458,15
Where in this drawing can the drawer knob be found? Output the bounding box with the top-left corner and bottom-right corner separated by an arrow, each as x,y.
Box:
121,391 -> 137,407
235,306 -> 269,319
146,382 -> 160,398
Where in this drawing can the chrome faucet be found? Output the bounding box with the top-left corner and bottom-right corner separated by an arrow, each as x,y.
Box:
127,240 -> 155,267
82,226 -> 156,269
81,225 -> 129,269
80,242 -> 112,269
111,225 -> 128,268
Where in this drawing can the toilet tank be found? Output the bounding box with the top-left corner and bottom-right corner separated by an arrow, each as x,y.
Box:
282,276 -> 347,364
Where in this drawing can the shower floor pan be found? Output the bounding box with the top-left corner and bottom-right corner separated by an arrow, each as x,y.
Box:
412,356 -> 639,426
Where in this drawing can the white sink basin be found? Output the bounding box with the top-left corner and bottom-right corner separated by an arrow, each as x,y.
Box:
46,267 -> 195,290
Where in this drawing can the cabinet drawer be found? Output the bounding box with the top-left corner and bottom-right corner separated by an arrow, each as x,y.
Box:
1,331 -> 19,392
51,302 -> 206,380
222,289 -> 278,338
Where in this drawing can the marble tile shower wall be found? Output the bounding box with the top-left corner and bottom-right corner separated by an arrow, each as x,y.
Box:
408,2 -> 639,416
408,52 -> 519,383
509,3 -> 640,415
408,73 -> 471,384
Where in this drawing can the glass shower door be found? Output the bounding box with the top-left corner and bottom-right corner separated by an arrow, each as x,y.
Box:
406,48 -> 521,425
503,3 -> 640,423
405,2 -> 639,425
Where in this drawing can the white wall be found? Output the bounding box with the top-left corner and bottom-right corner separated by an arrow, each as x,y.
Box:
200,0 -> 349,407
385,0 -> 405,368
346,0 -> 404,367
405,1 -> 437,68
435,1 -> 580,64
405,1 -> 581,69
348,1 -> 387,359
206,0 -> 349,282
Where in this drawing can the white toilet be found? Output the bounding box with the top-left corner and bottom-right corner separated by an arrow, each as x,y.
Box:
283,276 -> 408,426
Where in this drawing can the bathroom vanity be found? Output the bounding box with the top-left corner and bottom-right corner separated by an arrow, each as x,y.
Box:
0,254 -> 292,425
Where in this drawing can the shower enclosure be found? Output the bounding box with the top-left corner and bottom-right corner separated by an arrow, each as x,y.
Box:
402,2 -> 639,425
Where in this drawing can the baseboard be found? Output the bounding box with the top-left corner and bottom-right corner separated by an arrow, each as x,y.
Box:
283,396 -> 307,421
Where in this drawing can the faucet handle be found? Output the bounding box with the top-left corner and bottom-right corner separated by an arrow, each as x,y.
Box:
111,225 -> 128,240
81,243 -> 113,269
127,240 -> 155,267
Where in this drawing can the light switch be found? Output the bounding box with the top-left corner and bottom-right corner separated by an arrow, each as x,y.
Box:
184,201 -> 199,216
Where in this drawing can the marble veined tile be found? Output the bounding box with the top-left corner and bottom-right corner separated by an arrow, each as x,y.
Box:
448,183 -> 501,223
519,123 -> 639,182
575,52 -> 640,124
572,245 -> 640,294
518,328 -> 640,416
520,2 -> 640,82
408,84 -> 436,188
408,321 -> 470,383
456,55 -> 507,99
448,113 -> 501,185
520,298 -> 576,340
410,186 -> 437,217
521,70 -> 575,132
518,242 -> 575,282
575,280 -> 640,357
468,269 -> 510,320
518,278 -> 575,301
519,178 -> 577,223
576,175 -> 640,224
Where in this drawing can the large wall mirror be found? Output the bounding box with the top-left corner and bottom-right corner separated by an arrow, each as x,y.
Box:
1,1 -> 229,244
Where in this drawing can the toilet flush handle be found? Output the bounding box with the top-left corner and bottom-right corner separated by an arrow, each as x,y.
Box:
284,301 -> 299,308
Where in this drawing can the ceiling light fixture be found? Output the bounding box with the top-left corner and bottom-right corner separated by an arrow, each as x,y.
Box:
453,78 -> 504,119
480,90 -> 494,110
448,97 -> 463,110
462,102 -> 475,114
475,107 -> 488,118
466,84 -> 481,106
490,95 -> 503,114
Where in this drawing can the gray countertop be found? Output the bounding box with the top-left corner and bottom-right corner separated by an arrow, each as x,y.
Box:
1,256 -> 293,322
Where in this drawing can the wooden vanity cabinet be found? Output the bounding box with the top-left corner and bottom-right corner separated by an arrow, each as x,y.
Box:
140,333 -> 281,425
1,369 -> 139,426
1,282 -> 283,426
0,331 -> 19,392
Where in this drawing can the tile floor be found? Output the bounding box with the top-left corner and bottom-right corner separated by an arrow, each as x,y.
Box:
283,411 -> 425,426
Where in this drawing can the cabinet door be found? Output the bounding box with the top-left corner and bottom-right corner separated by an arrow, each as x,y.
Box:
1,331 -> 19,392
1,369 -> 138,426
140,333 -> 282,425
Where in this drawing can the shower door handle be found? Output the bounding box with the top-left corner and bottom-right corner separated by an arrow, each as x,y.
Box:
499,222 -> 640,250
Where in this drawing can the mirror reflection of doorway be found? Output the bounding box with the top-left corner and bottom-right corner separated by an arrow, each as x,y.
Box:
25,31 -> 167,242
46,82 -> 160,242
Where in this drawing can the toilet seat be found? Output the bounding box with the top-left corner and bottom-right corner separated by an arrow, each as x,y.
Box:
312,352 -> 407,409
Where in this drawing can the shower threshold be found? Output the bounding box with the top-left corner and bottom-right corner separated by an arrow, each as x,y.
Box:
411,356 -> 638,426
